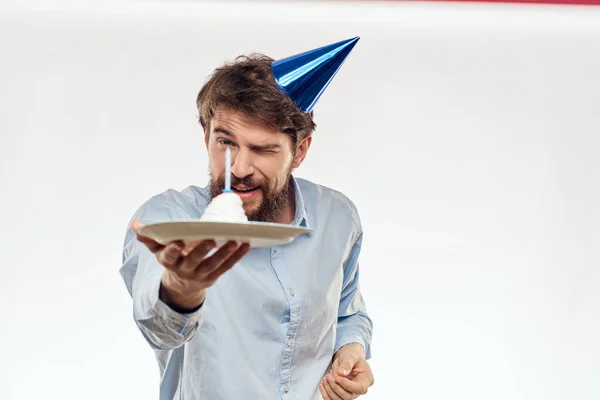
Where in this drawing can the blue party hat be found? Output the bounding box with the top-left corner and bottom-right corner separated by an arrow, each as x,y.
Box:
271,36 -> 360,113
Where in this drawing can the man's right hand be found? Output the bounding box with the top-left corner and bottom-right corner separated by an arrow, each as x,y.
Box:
131,220 -> 251,312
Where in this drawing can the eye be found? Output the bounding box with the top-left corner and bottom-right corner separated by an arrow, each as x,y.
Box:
251,146 -> 280,154
217,138 -> 235,147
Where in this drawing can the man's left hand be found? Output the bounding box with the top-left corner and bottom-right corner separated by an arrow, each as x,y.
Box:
319,343 -> 374,400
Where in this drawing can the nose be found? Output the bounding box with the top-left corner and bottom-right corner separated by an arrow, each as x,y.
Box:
230,148 -> 255,179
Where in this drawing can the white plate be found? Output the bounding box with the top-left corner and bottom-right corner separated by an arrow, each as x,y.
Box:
137,220 -> 312,249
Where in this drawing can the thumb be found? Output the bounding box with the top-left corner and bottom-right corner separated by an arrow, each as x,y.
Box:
337,355 -> 357,377
131,220 -> 145,232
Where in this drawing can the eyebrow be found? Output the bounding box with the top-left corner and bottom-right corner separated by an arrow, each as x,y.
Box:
213,126 -> 281,152
213,127 -> 233,137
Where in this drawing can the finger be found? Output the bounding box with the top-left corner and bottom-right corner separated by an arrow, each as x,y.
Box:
180,240 -> 200,256
195,241 -> 240,275
319,383 -> 332,400
205,243 -> 250,281
157,241 -> 184,269
180,240 -> 217,271
335,376 -> 366,396
135,232 -> 164,253
354,375 -> 374,393
322,378 -> 344,400
131,220 -> 164,253
326,374 -> 353,400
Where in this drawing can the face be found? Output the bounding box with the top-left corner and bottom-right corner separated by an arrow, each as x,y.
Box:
205,109 -> 311,222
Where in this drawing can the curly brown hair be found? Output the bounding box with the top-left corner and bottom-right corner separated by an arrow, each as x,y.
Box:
196,53 -> 317,147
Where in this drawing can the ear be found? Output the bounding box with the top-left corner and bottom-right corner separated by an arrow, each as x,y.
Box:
292,136 -> 312,169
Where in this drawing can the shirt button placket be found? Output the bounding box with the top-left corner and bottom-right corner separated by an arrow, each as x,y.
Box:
270,245 -> 301,397
281,285 -> 300,397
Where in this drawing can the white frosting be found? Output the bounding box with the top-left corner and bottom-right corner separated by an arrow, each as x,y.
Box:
200,192 -> 248,223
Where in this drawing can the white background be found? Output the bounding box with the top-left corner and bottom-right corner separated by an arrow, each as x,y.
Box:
1,1 -> 599,399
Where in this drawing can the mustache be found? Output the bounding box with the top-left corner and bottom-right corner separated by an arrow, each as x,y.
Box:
231,176 -> 262,188
215,174 -> 263,189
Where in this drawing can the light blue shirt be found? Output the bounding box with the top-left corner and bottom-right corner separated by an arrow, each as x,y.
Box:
120,176 -> 373,400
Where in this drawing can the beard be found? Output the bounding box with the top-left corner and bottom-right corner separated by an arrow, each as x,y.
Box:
208,166 -> 293,223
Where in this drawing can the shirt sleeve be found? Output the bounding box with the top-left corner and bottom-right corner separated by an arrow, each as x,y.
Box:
334,232 -> 374,360
119,199 -> 205,351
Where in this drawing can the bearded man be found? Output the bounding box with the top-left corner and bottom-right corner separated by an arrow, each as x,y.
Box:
120,37 -> 374,400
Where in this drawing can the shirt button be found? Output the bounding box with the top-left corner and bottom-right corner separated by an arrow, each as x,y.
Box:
289,288 -> 295,296
283,384 -> 289,392
273,246 -> 278,253
287,338 -> 293,347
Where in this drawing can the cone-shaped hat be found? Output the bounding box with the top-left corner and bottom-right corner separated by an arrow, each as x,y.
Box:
271,36 -> 360,113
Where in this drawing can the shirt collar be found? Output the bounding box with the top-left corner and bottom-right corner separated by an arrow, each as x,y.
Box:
290,174 -> 310,232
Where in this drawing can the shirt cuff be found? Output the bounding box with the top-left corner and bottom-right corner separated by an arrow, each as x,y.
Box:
334,334 -> 372,360
144,275 -> 205,335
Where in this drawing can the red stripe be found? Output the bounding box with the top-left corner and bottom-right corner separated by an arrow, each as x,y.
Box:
378,0 -> 600,5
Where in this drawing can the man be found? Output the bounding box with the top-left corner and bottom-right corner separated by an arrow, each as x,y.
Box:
120,37 -> 374,400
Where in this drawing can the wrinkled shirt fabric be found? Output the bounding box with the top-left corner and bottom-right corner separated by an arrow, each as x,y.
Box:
120,176 -> 373,400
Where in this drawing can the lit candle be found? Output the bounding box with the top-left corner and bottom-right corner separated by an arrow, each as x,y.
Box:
224,147 -> 231,193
